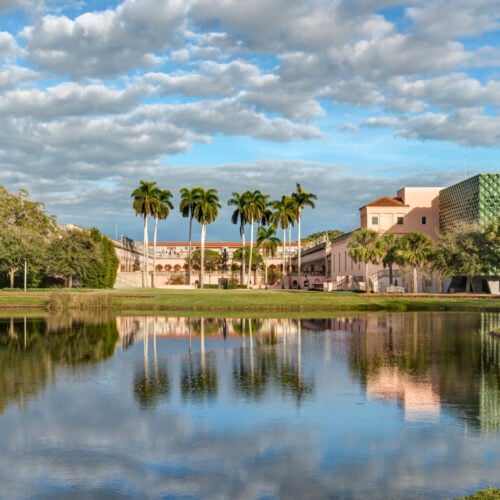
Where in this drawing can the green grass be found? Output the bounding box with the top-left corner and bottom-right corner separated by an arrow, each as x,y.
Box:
2,288 -> 498,316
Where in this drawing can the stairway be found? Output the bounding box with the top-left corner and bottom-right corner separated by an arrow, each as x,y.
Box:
114,272 -> 144,289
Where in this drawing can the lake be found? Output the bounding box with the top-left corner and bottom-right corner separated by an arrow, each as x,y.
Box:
1,311 -> 500,499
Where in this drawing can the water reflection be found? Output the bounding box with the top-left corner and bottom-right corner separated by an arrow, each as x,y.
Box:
0,313 -> 118,414
2,311 -> 500,498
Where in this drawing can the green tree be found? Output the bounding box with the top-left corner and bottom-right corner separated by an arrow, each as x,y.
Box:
435,224 -> 495,292
291,183 -> 317,288
256,225 -> 281,288
396,232 -> 435,293
179,187 -> 202,285
192,188 -> 221,289
151,188 -> 173,288
131,180 -> 160,287
228,191 -> 249,287
348,229 -> 384,292
189,249 -> 222,273
243,190 -> 269,288
270,195 -> 295,285
380,233 -> 400,286
0,187 -> 56,288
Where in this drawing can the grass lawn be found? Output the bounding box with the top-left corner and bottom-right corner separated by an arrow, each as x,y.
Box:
0,288 -> 499,316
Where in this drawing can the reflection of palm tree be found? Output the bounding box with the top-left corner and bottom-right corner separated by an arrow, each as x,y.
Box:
180,317 -> 218,402
133,317 -> 170,408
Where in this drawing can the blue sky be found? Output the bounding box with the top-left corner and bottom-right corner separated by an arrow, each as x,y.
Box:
0,0 -> 499,242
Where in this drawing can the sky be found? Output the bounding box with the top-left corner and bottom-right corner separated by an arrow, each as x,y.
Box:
0,0 -> 499,243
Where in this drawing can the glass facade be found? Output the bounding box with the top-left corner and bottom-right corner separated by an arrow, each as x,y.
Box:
439,173 -> 500,233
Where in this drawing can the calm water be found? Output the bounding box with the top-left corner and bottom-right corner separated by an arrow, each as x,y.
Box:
1,311 -> 500,499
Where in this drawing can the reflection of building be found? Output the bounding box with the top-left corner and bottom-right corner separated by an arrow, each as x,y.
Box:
366,367 -> 440,422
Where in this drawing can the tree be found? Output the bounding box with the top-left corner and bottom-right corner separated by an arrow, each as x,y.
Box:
179,187 -> 202,285
396,232 -> 434,293
131,180 -> 160,287
228,191 -> 249,287
192,188 -> 220,288
380,233 -> 400,286
256,225 -> 281,288
243,190 -> 268,288
151,188 -> 173,288
189,249 -> 222,273
435,224 -> 495,293
270,195 -> 295,287
291,183 -> 317,288
348,229 -> 384,292
0,187 -> 56,288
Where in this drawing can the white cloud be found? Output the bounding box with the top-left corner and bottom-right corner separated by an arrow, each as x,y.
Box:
21,0 -> 188,77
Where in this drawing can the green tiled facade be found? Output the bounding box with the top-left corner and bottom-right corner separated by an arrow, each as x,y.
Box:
439,173 -> 500,233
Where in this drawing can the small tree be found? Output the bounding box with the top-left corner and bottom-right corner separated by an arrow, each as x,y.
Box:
256,225 -> 281,288
396,232 -> 434,293
348,229 -> 384,292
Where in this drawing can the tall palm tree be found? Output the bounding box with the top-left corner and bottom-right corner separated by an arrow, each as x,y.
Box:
192,188 -> 220,289
291,183 -> 317,288
228,191 -> 249,287
152,188 -> 173,288
348,228 -> 384,292
256,225 -> 281,288
396,232 -> 435,293
243,190 -> 268,288
179,187 -> 202,285
270,195 -> 295,287
131,180 -> 160,287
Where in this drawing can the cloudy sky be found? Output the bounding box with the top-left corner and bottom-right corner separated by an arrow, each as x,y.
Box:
0,0 -> 499,242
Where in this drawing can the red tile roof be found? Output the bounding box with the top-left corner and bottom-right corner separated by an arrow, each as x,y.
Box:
363,196 -> 407,208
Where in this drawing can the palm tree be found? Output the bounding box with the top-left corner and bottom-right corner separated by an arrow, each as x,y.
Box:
291,183 -> 317,288
228,191 -> 249,287
131,180 -> 160,287
380,233 -> 400,286
396,232 -> 434,293
270,195 -> 295,287
243,190 -> 268,288
151,188 -> 173,288
348,229 -> 384,292
192,188 -> 221,289
256,225 -> 281,288
179,187 -> 202,285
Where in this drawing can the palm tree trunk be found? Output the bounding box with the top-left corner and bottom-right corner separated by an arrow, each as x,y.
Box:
187,213 -> 193,285
200,223 -> 206,289
153,216 -> 158,288
365,262 -> 370,292
297,210 -> 302,288
413,267 -> 418,293
241,231 -> 246,288
143,215 -> 149,288
247,219 -> 254,288
264,253 -> 269,289
281,227 -> 286,288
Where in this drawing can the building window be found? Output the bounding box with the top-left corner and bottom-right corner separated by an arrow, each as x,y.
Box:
422,216 -> 427,225
371,216 -> 379,225
397,216 -> 404,225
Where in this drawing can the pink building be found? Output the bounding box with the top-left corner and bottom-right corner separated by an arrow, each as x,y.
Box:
299,186 -> 442,292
